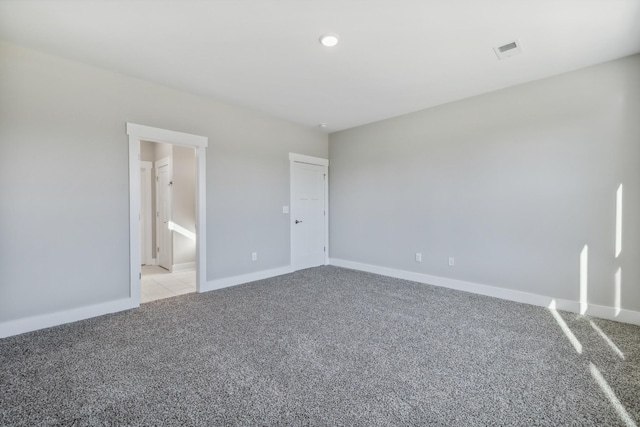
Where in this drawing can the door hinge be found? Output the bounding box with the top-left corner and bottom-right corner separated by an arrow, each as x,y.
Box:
324,246 -> 326,252
157,247 -> 160,253
138,154 -> 141,161
139,272 -> 141,279
156,176 -> 159,182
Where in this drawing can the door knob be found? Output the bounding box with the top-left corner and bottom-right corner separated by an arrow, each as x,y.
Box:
295,220 -> 303,224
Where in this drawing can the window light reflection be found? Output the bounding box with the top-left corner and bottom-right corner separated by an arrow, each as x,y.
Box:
589,363 -> 636,427
580,245 -> 588,315
589,320 -> 625,360
548,299 -> 582,354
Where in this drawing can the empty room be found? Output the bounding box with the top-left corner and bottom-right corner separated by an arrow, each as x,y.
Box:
1,1 -> 639,425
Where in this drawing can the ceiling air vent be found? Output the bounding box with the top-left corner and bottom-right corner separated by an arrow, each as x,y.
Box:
493,39 -> 522,60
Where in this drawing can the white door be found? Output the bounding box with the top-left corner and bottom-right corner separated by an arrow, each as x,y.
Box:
140,161 -> 153,265
156,157 -> 173,271
291,161 -> 326,270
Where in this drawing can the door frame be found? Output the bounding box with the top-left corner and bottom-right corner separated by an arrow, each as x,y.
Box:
289,153 -> 329,270
140,160 -> 153,266
155,156 -> 173,271
127,123 -> 208,304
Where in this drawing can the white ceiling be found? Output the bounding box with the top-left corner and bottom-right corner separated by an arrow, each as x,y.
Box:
1,0 -> 639,132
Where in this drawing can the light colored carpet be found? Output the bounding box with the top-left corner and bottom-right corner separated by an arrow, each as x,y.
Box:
1,266 -> 639,426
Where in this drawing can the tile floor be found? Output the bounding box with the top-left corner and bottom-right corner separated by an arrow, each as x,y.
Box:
141,265 -> 196,303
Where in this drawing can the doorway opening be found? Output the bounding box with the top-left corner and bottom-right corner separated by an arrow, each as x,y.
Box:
127,123 -> 208,305
140,142 -> 197,302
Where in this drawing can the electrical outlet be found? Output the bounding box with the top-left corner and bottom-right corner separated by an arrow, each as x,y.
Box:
252,252 -> 257,261
415,252 -> 422,262
448,257 -> 455,266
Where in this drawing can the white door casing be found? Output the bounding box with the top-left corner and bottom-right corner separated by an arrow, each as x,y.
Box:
155,156 -> 173,271
127,123 -> 208,304
290,153 -> 329,271
140,161 -> 153,266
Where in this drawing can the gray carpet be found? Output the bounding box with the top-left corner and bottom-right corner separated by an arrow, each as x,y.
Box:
1,266 -> 639,426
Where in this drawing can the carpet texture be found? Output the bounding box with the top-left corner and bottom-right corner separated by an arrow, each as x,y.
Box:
1,266 -> 639,426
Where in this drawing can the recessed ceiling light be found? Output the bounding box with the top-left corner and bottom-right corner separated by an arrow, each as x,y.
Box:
319,33 -> 339,47
318,123 -> 328,128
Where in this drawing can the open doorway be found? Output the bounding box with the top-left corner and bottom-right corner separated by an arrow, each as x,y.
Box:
127,123 -> 208,306
140,141 -> 197,302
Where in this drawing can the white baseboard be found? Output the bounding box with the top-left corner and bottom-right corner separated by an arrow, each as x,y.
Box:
0,297 -> 138,339
172,262 -> 196,272
329,258 -> 640,326
5,260 -> 636,339
202,265 -> 294,293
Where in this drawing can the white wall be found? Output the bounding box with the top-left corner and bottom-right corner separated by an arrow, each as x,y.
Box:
154,141 -> 172,162
171,144 -> 196,267
0,41 -> 327,324
329,54 -> 640,314
140,140 -> 155,162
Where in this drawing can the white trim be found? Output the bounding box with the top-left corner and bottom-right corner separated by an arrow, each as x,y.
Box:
325,170 -> 330,264
140,161 -> 153,266
0,298 -> 137,339
127,123 -> 208,302
172,262 -> 196,272
289,153 -> 329,271
201,265 -> 294,293
328,258 -> 640,326
289,152 -> 329,166
126,123 -> 208,149
128,135 -> 142,300
195,145 -> 207,292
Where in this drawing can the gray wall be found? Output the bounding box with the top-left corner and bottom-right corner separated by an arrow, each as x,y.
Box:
329,54 -> 640,312
0,41 -> 327,323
